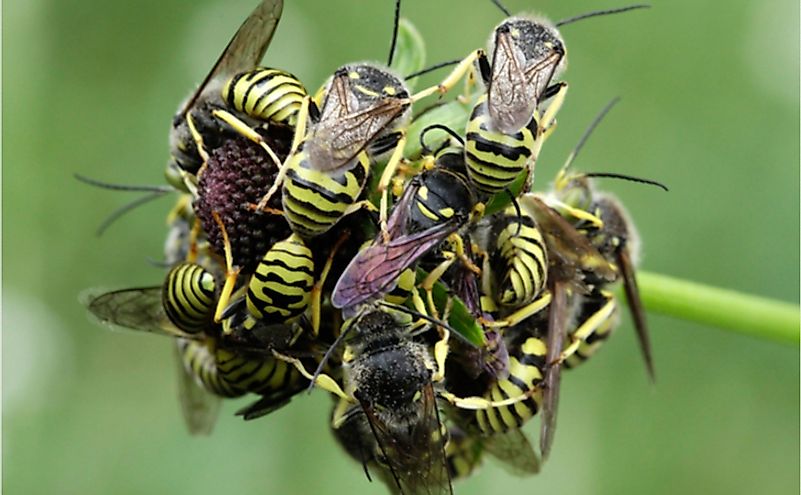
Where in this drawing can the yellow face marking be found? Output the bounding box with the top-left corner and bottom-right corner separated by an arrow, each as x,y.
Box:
384,86 -> 397,96
416,202 -> 440,221
354,84 -> 380,98
418,186 -> 429,201
348,71 -> 360,79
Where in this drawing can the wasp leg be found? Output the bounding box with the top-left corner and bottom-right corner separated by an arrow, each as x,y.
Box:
411,49 -> 487,102
271,350 -> 351,401
539,82 -> 568,134
482,291 -> 552,329
376,131 -> 408,240
210,211 -> 241,327
211,109 -> 283,170
310,231 -> 350,336
546,197 -> 604,229
248,95 -> 314,213
558,291 -> 617,365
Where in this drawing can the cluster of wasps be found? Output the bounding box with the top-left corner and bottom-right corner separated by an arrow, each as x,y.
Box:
82,0 -> 667,493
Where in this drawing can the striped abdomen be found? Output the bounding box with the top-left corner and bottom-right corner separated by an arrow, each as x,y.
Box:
494,207 -> 548,307
564,294 -> 620,369
215,347 -> 303,395
281,146 -> 370,238
222,68 -> 307,126
162,263 -> 216,333
464,95 -> 539,194
247,234 -> 315,324
445,428 -> 483,480
383,268 -> 416,306
177,339 -> 243,397
475,337 -> 546,434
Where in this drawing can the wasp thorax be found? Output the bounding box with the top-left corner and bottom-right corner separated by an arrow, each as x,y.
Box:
493,16 -> 567,77
194,134 -> 292,272
340,63 -> 410,101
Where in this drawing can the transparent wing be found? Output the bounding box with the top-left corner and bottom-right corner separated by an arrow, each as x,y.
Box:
173,340 -> 221,435
81,287 -> 196,339
362,385 -> 452,495
522,49 -> 562,104
487,28 -> 539,134
540,280 -> 567,460
308,73 -> 408,172
482,427 -> 540,475
176,0 -> 284,118
617,248 -> 655,380
520,195 -> 617,285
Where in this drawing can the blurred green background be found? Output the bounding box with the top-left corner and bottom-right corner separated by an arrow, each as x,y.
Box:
4,0 -> 798,493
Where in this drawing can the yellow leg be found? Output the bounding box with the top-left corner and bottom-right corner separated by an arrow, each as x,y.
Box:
420,253 -> 457,320
253,96 -> 312,212
432,327 -> 450,383
558,292 -> 616,363
377,132 -> 408,238
330,396 -> 353,429
186,113 -> 209,165
482,291 -> 552,329
210,212 -> 241,326
411,49 -> 485,102
546,197 -> 604,228
448,233 -> 481,275
539,82 -> 568,133
440,388 -> 539,410
272,350 -> 351,401
212,109 -> 283,169
310,232 -> 350,336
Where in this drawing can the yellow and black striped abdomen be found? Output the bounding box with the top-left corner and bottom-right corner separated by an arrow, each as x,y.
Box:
476,337 -> 546,434
281,146 -> 370,238
222,68 -> 307,126
445,429 -> 483,480
215,347 -> 303,395
177,339 -> 244,398
383,268 -> 416,306
495,207 -> 548,307
247,234 -> 315,324
464,95 -> 538,194
564,295 -> 620,369
162,262 -> 216,333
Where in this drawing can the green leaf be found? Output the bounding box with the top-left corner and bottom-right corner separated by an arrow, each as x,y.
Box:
390,18 -> 426,91
427,275 -> 486,347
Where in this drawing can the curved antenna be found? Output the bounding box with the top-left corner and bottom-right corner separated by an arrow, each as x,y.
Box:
387,0 -> 402,67
560,97 -> 620,176
405,59 -> 461,80
74,174 -> 174,193
75,174 -> 174,236
94,191 -> 170,236
420,124 -> 465,154
490,0 -> 511,17
556,4 -> 650,27
583,172 -> 669,191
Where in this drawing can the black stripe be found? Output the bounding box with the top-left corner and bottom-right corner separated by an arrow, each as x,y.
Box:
466,132 -> 531,162
286,168 -> 356,206
518,353 -> 545,369
256,256 -> 314,276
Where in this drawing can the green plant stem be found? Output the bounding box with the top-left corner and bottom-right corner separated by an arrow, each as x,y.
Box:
634,271 -> 799,345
